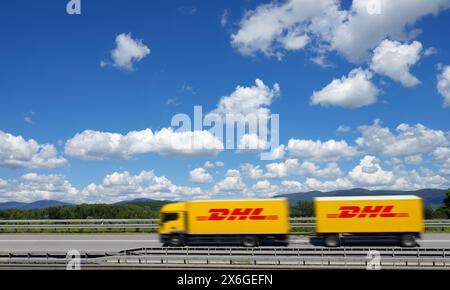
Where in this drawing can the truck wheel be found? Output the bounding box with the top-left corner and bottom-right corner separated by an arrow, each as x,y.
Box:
241,236 -> 259,247
399,234 -> 416,247
168,234 -> 185,247
324,234 -> 340,247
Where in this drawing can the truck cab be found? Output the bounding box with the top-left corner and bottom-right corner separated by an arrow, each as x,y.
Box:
159,202 -> 187,246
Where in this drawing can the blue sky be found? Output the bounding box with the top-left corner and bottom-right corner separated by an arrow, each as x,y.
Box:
0,0 -> 450,203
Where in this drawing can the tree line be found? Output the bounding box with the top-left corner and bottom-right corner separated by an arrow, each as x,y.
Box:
0,201 -> 167,220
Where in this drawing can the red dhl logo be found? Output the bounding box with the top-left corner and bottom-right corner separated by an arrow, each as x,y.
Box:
196,208 -> 278,221
327,205 -> 409,218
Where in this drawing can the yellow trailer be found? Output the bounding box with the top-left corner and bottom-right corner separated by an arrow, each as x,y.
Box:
314,195 -> 424,247
159,198 -> 289,247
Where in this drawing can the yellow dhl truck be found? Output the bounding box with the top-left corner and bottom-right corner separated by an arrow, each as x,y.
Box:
158,199 -> 290,247
314,195 -> 424,247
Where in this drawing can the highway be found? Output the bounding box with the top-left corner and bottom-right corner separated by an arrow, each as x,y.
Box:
0,233 -> 448,252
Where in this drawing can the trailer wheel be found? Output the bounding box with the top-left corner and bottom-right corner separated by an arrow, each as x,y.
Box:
324,234 -> 340,247
399,234 -> 416,247
241,236 -> 259,247
168,234 -> 185,247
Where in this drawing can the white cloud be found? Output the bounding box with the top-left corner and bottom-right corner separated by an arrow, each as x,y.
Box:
268,144 -> 286,160
356,120 -> 448,157
241,163 -> 265,180
279,32 -> 310,51
336,125 -> 351,134
230,0 -> 332,56
440,158 -> 450,176
437,65 -> 450,107
264,159 -> 343,179
424,47 -> 438,56
102,33 -> 150,71
0,173 -> 78,203
0,131 -> 67,169
65,128 -> 223,160
304,177 -> 353,192
287,138 -> 357,162
203,161 -> 224,168
215,161 -> 225,167
189,168 -> 213,183
329,0 -> 449,62
348,155 -> 394,186
231,0 -> 450,62
433,147 -> 450,160
221,9 -> 229,27
237,133 -> 269,152
370,39 -> 422,87
213,169 -> 246,194
404,154 -> 423,164
310,68 -> 379,108
81,170 -> 204,203
208,79 -> 280,121
280,180 -> 304,192
253,180 -> 271,190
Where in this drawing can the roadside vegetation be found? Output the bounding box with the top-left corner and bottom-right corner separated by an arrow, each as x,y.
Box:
0,190 -> 448,233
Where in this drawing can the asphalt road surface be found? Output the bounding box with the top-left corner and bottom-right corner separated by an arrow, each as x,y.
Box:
0,233 -> 448,252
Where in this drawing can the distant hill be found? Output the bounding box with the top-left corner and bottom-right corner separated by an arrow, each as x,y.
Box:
0,200 -> 73,210
276,188 -> 447,208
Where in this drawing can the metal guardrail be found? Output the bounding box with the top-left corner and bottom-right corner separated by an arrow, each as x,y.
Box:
0,218 -> 448,230
0,247 -> 448,269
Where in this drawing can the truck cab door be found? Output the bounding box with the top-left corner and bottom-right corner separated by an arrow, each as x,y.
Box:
160,212 -> 185,234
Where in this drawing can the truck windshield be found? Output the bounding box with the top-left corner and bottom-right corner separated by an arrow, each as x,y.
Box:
161,212 -> 179,223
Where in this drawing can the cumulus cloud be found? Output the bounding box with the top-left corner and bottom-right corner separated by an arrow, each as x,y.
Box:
356,120 -> 448,157
231,0 -> 450,62
304,177 -> 353,192
268,145 -> 286,160
102,33 -> 150,71
433,147 -> 450,160
237,133 -> 269,152
0,131 -> 67,169
189,168 -> 213,183
310,68 -> 379,108
424,47 -> 438,56
329,0 -> 449,62
230,0 -> 331,56
0,173 -> 78,203
208,78 -> 280,121
266,159 -> 343,179
349,155 -> 394,186
370,39 -> 422,87
65,128 -> 223,160
437,65 -> 450,107
81,170 -> 204,203
287,138 -> 358,162
240,163 -> 265,180
213,169 -> 246,194
203,161 -> 224,168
